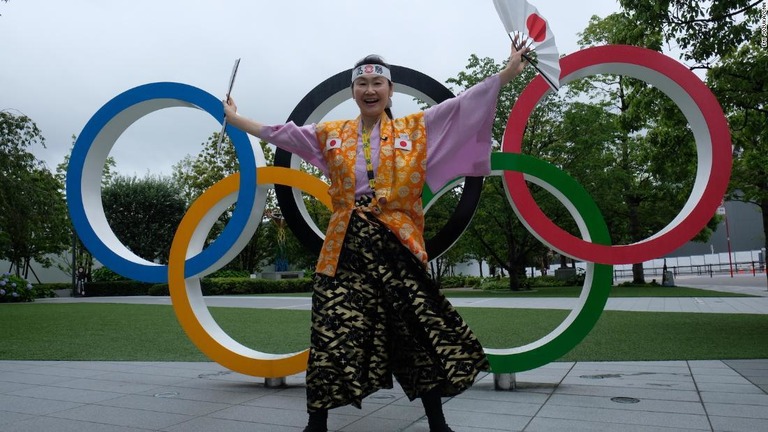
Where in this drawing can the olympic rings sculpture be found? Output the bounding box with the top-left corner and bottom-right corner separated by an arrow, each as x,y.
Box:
67,45 -> 731,377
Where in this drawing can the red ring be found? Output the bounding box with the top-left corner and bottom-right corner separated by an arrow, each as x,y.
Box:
502,45 -> 732,264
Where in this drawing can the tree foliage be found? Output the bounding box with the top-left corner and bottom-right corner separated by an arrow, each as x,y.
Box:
619,0 -> 763,68
0,111 -> 70,279
424,185 -> 468,281
445,56 -> 559,289
171,133 -> 320,273
443,9 -> 732,286
54,136 -> 117,280
564,12 -> 726,283
101,175 -> 186,264
620,0 -> 768,273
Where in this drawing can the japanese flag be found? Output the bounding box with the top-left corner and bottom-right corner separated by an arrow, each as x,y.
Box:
325,137 -> 342,151
492,0 -> 561,91
395,136 -> 412,151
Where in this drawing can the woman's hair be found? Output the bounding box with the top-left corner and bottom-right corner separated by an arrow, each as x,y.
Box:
352,54 -> 393,119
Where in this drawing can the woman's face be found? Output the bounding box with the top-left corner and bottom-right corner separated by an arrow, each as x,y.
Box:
352,74 -> 393,121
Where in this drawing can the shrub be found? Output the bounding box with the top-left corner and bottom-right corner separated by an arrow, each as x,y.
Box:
479,277 -> 533,291
617,280 -> 661,288
0,273 -> 35,303
565,268 -> 587,286
148,277 -> 313,296
479,278 -> 511,291
83,280 -> 153,296
148,284 -> 169,296
91,267 -> 128,282
439,276 -> 467,288
30,283 -> 59,299
207,269 -> 251,278
529,275 -> 565,287
464,277 -> 483,287
436,276 -> 484,289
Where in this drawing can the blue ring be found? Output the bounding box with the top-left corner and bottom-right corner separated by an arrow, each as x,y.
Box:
66,82 -> 257,283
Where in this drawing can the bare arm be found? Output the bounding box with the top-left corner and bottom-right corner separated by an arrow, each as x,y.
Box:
223,97 -> 264,136
498,41 -> 530,85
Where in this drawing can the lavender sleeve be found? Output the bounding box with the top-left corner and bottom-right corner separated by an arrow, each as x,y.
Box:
424,74 -> 502,192
257,122 -> 329,175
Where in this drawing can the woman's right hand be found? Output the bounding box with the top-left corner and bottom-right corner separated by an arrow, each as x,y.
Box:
223,97 -> 238,122
221,96 -> 264,136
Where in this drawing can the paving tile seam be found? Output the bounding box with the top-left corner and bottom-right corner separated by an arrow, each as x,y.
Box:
725,372 -> 768,395
36,392 -> 254,425
9,415 -> 159,432
686,360 -> 721,432
514,360 -> 576,431
530,413 -> 712,431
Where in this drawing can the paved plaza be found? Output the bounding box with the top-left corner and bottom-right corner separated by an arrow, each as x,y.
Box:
1,273 -> 767,431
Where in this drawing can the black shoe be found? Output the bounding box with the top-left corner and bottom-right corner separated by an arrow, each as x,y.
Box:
303,409 -> 328,432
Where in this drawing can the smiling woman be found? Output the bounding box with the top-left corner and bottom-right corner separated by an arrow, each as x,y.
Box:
223,44 -> 530,432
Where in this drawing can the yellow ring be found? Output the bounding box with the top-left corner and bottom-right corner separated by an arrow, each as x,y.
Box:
168,167 -> 331,377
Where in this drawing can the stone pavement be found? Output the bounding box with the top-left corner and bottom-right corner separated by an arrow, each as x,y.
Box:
3,273 -> 767,431
1,359 -> 767,431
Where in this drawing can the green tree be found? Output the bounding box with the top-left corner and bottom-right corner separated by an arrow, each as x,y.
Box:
424,185 -> 469,281
565,12 -> 722,283
1,111 -> 70,280
54,135 -> 117,280
55,135 -> 117,189
171,133 -> 293,273
445,55 -> 560,290
708,38 -> 768,270
619,0 -> 763,69
101,175 -> 186,264
620,0 -> 767,279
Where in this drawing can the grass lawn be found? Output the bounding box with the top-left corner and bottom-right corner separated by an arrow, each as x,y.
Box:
252,285 -> 754,298
442,285 -> 754,298
2,303 -> 767,362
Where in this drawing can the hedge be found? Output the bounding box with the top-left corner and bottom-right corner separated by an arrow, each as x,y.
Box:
83,280 -> 155,297
73,277 -> 313,297
148,277 -> 313,296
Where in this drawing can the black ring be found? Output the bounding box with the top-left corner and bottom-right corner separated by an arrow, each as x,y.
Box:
274,65 -> 484,260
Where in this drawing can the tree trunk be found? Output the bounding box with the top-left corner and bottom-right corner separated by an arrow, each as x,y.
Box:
761,197 -> 768,290
632,262 -> 645,284
508,271 -> 521,291
628,197 -> 645,284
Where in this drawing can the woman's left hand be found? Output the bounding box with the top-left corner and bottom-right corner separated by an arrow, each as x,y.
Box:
500,38 -> 531,85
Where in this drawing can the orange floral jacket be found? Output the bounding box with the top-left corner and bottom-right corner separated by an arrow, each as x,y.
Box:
314,112 -> 428,276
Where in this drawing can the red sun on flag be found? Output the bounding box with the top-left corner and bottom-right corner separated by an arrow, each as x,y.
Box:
526,13 -> 547,42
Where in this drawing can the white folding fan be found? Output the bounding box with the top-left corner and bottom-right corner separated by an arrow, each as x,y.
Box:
493,0 -> 561,91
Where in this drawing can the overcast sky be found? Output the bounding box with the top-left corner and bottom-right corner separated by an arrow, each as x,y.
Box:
1,0 -> 620,178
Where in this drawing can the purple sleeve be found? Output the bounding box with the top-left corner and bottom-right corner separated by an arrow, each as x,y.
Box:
257,122 -> 328,173
424,74 -> 502,192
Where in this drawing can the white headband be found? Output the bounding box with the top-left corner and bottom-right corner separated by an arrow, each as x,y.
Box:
351,64 -> 392,83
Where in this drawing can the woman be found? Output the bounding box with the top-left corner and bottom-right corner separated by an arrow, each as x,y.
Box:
224,43 -> 529,432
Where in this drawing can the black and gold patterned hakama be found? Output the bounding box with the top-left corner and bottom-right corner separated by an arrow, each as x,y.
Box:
305,206 -> 489,412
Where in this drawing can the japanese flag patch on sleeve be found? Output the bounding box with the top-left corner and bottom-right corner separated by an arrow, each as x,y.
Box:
325,137 -> 342,151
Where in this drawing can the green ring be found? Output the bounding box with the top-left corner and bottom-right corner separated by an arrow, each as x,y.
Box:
477,153 -> 613,373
